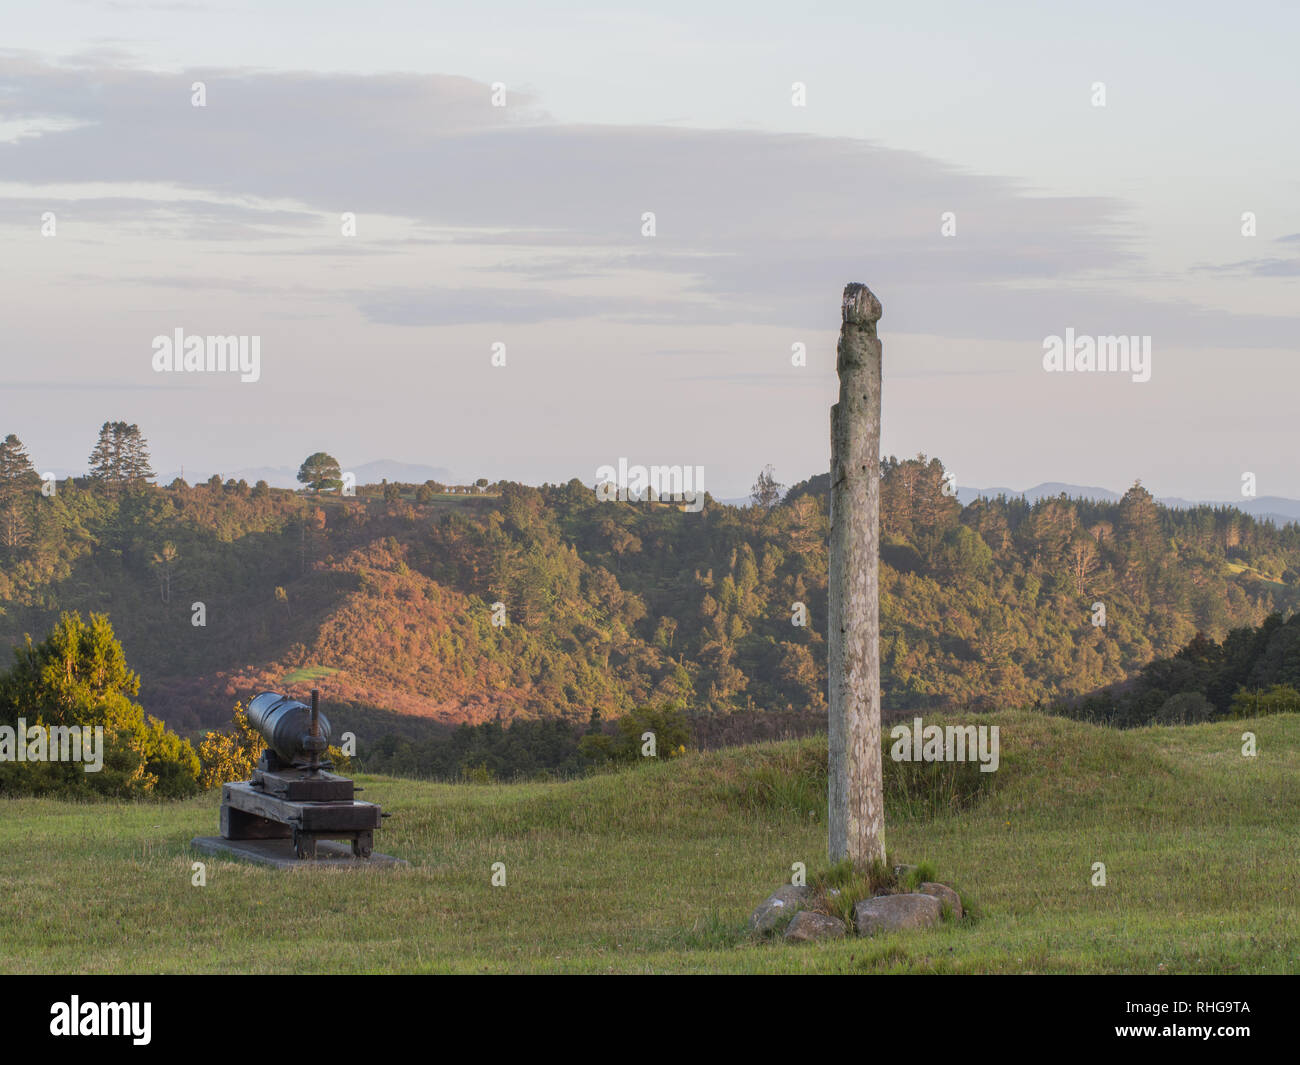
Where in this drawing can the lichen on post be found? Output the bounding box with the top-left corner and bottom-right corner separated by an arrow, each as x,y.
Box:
828,282 -> 886,869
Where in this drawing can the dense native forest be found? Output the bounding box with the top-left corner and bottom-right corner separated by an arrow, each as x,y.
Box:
3,424 -> 1300,786
1059,611 -> 1300,726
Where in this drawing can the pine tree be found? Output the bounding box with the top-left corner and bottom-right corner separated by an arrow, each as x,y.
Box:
0,433 -> 38,552
121,423 -> 155,487
87,421 -> 154,492
87,420 -> 125,487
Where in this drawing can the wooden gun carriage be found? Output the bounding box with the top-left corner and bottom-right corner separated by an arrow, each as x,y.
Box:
220,689 -> 388,859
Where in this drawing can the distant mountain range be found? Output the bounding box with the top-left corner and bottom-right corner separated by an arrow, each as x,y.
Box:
955,483 -> 1300,526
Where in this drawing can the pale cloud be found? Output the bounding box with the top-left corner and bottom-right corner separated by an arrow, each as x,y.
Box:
0,56 -> 1141,335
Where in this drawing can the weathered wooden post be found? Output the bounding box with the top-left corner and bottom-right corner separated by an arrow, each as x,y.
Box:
828,282 -> 886,869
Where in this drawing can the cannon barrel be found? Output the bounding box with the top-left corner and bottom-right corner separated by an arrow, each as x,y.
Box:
246,690 -> 331,764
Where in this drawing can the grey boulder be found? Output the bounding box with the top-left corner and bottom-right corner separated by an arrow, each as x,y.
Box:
918,882 -> 963,919
783,910 -> 847,943
854,893 -> 943,936
749,885 -> 810,934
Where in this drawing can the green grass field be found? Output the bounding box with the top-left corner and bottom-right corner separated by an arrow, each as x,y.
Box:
2,711 -> 1297,973
280,665 -> 342,686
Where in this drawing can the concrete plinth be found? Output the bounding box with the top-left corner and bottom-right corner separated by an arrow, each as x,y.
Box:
191,836 -> 408,869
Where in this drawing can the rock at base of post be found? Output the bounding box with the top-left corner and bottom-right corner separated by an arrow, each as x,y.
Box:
749,885 -> 810,934
853,893 -> 942,936
783,911 -> 847,943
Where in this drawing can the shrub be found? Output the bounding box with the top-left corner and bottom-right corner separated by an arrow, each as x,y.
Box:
197,702 -> 262,789
0,611 -> 199,798
1153,691 -> 1216,725
610,704 -> 691,763
1229,684 -> 1300,719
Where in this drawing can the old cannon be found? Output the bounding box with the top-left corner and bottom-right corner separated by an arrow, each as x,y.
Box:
246,689 -> 333,766
218,689 -> 388,859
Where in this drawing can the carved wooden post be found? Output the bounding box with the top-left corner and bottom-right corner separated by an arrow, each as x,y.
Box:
828,282 -> 886,869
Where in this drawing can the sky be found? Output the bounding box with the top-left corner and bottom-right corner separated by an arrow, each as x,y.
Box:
1,0 -> 1298,500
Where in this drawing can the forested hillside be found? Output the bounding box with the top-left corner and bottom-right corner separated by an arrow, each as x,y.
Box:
2,431 -> 1299,735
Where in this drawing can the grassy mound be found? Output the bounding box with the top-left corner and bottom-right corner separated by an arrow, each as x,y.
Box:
0,710 -> 1297,973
